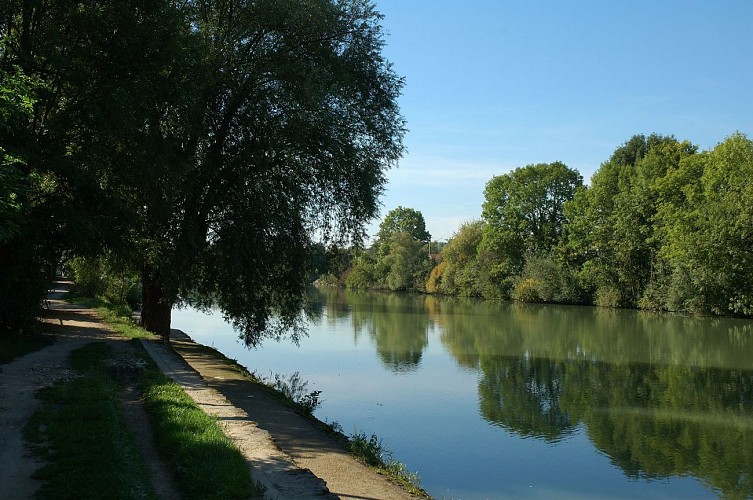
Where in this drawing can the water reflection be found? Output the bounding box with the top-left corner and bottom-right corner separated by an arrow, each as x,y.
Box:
313,287 -> 753,497
350,289 -> 430,372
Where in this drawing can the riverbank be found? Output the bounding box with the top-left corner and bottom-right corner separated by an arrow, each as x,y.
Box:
0,283 -> 424,499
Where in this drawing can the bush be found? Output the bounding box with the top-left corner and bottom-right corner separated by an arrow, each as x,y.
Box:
513,255 -> 584,304
594,285 -> 622,308
345,261 -> 375,289
68,255 -> 141,309
512,278 -> 541,302
425,261 -> 446,294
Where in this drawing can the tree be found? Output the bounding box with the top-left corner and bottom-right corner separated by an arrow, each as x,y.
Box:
0,67 -> 51,332
6,0 -> 405,343
376,206 -> 430,244
437,220 -> 484,296
380,231 -> 431,292
655,133 -> 753,314
480,162 -> 582,296
563,135 -> 696,307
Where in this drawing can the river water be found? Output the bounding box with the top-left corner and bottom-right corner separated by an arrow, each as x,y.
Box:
171,287 -> 753,499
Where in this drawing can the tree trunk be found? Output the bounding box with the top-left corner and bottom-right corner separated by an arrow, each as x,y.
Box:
140,266 -> 172,342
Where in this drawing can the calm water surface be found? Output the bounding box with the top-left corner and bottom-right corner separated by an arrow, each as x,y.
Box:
172,287 -> 753,499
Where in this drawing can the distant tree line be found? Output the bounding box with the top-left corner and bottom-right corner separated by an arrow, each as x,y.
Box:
325,133 -> 753,317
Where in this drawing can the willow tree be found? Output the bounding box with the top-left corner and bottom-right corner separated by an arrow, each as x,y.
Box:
8,0 -> 405,342
142,0 -> 404,342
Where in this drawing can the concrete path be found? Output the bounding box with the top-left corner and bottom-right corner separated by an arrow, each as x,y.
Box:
140,338 -> 335,498
146,330 -> 418,499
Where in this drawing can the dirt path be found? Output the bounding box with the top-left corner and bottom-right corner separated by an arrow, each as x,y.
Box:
0,283 -> 180,500
0,284 -> 421,499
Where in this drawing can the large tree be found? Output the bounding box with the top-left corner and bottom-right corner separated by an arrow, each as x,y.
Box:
563,135 -> 696,307
480,161 -> 582,295
6,0 -> 405,343
376,206 -> 430,243
655,133 -> 753,314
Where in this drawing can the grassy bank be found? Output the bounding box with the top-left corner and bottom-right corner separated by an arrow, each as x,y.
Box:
24,294 -> 260,499
140,360 -> 259,498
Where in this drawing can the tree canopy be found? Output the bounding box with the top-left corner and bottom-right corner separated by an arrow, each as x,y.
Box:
377,206 -> 431,243
479,161 -> 582,296
1,0 -> 405,341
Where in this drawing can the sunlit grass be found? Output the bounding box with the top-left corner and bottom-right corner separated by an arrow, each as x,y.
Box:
65,293 -> 152,339
140,363 -> 260,498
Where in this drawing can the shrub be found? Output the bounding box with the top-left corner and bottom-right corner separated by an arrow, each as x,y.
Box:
425,261 -> 446,294
512,278 -> 542,302
67,255 -> 141,309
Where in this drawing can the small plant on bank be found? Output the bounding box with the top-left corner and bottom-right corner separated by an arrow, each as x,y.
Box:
349,430 -> 423,495
259,371 -> 323,414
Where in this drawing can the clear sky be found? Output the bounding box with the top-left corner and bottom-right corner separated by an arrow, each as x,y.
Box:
365,0 -> 753,242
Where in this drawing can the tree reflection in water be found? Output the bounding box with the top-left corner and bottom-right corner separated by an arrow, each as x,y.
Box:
313,287 -> 753,497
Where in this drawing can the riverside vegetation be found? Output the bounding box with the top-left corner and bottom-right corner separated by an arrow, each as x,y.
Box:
323,133 -> 753,319
85,293 -> 426,495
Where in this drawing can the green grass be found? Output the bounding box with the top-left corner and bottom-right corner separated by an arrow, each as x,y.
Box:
65,293 -> 152,339
140,361 -> 260,499
71,295 -> 259,498
24,342 -> 156,499
0,332 -> 55,364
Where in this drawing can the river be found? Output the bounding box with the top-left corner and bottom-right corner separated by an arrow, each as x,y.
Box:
171,286 -> 753,499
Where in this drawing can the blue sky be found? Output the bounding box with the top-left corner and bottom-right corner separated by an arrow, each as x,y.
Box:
365,0 -> 753,242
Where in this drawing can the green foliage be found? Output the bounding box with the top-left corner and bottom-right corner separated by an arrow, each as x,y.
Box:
345,257 -> 376,289
349,430 -> 423,494
0,66 -> 52,334
4,0 -> 405,342
439,221 -> 484,296
377,206 -> 431,243
425,260 -> 446,294
259,371 -> 323,415
481,162 -> 582,296
343,207 -> 433,293
512,255 -> 583,304
563,135 -> 696,308
380,232 -> 431,292
655,133 -> 753,314
68,255 -> 141,309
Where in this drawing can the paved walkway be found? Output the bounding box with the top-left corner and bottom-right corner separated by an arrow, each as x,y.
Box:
143,330 -> 417,499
